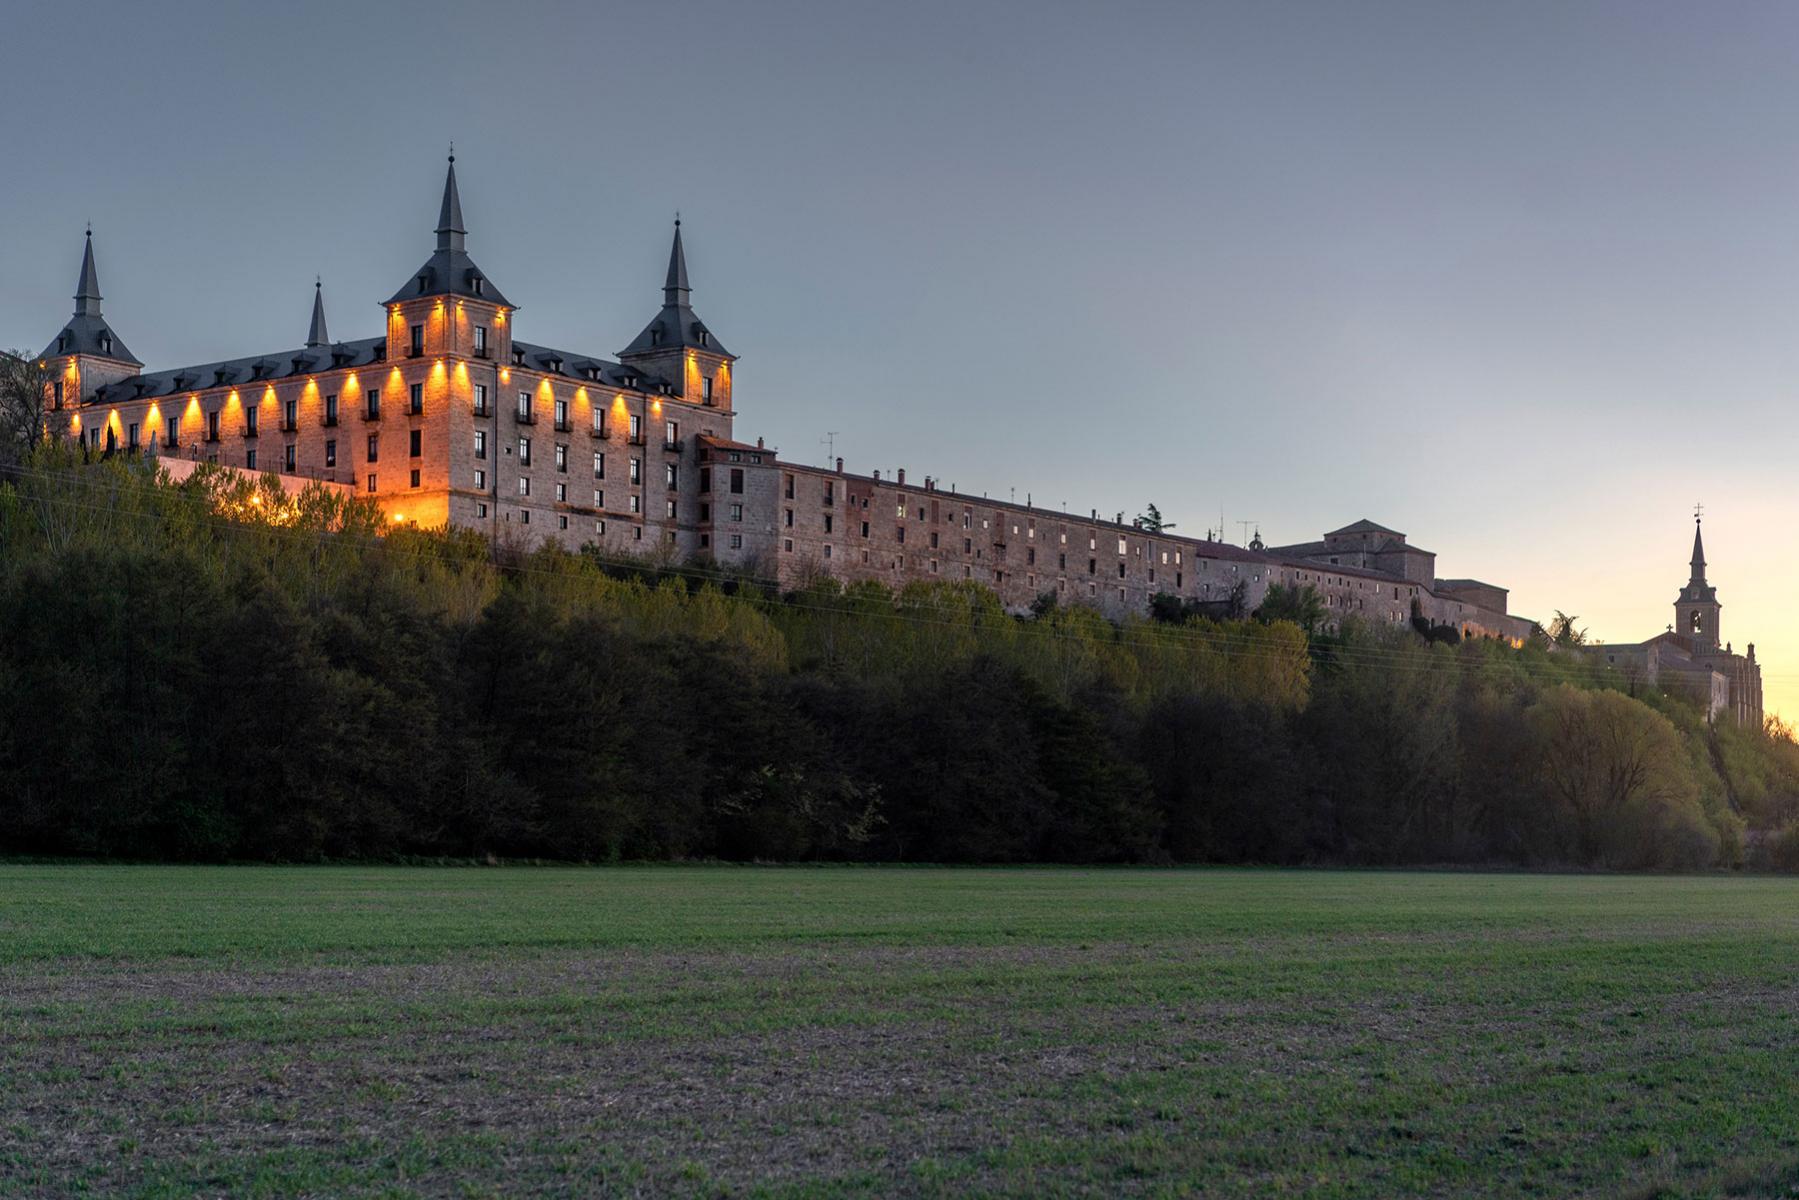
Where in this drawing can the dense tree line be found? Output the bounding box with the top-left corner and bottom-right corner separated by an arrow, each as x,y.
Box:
2,449 -> 1798,868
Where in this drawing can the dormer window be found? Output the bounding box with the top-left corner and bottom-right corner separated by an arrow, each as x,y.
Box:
417,274 -> 429,295
650,326 -> 664,347
697,329 -> 710,348
471,276 -> 485,297
57,333 -> 69,353
99,334 -> 112,354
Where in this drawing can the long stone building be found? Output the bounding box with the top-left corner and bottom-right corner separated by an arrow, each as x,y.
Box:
32,157 -> 1759,702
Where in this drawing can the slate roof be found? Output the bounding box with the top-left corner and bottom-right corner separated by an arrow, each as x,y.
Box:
306,283 -> 330,348
1435,578 -> 1507,593
620,220 -> 731,358
509,340 -> 654,390
385,157 -> 513,308
41,233 -> 141,366
87,337 -> 386,406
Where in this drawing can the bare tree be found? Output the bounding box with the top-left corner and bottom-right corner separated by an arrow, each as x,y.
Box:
0,350 -> 51,470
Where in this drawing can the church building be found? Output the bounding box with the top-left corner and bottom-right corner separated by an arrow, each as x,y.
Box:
1587,515 -> 1763,725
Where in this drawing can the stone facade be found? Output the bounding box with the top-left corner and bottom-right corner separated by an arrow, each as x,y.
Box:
28,158 -> 1575,665
1586,518 -> 1764,725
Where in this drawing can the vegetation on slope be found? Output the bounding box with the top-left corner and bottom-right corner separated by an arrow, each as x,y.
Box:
2,449 -> 1797,867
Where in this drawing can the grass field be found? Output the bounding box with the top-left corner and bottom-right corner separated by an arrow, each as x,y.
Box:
2,867 -> 1797,1198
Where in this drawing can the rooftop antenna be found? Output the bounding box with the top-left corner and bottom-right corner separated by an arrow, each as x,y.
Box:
1237,519 -> 1258,545
820,431 -> 839,464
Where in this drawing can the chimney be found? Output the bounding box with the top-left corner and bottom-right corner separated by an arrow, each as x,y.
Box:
897,468 -> 906,486
756,437 -> 764,449
873,469 -> 880,480
835,456 -> 843,473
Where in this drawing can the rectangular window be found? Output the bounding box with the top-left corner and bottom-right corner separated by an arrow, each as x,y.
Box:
283,443 -> 295,471
52,381 -> 63,407
244,407 -> 259,436
477,502 -> 488,518
246,448 -> 258,471
629,457 -> 642,484
410,468 -> 420,488
127,422 -> 139,449
367,434 -> 378,463
474,430 -> 486,460
593,489 -> 604,507
666,463 -> 678,487
325,439 -> 336,468
730,534 -> 743,549
730,503 -> 743,521
409,384 -> 422,414
665,420 -> 678,448
519,436 -> 531,465
703,376 -> 714,403
825,515 -> 834,533
409,325 -> 423,356
475,469 -> 486,489
558,515 -> 568,530
409,429 -> 422,458
629,495 -> 641,514
517,392 -> 531,420
592,407 -> 604,435
555,399 -> 568,429
729,468 -> 744,494
366,473 -> 377,493
366,389 -> 381,420
325,394 -> 338,424
665,499 -> 677,518
207,410 -> 220,441
699,467 -> 711,493
283,398 -> 297,429
555,482 -> 566,502
629,413 -> 642,442
555,443 -> 567,472
473,325 -> 488,355
519,477 -> 530,497
593,451 -> 605,479
473,383 -> 489,415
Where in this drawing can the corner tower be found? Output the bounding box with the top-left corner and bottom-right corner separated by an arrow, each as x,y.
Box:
1675,512 -> 1720,652
619,219 -> 734,410
40,230 -> 142,412
384,154 -> 513,366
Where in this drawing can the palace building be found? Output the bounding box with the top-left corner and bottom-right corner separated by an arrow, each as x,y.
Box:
19,157 -> 1759,721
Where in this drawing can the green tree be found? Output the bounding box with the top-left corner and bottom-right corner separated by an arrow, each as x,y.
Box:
1255,584 -> 1325,635
1137,503 -> 1175,533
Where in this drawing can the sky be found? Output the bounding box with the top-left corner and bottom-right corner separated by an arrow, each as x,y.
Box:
5,0 -> 1799,716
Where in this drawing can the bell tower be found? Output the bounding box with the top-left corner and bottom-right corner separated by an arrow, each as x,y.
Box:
1674,506 -> 1720,652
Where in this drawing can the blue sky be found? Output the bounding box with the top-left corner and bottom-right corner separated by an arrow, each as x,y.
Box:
7,0 -> 1799,710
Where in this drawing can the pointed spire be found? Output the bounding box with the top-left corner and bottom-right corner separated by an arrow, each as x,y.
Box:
307,278 -> 330,348
436,149 -> 466,252
663,215 -> 690,306
1690,511 -> 1707,585
74,227 -> 102,318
